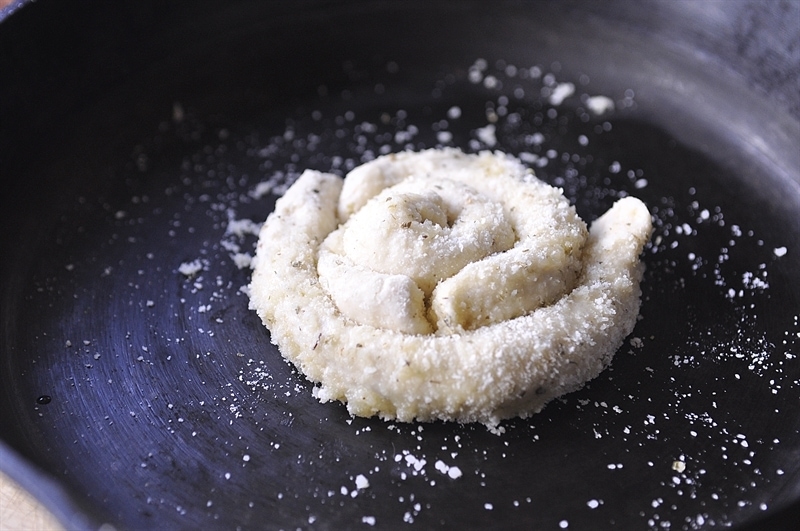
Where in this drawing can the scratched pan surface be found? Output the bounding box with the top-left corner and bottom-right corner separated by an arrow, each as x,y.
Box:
1,0 -> 800,529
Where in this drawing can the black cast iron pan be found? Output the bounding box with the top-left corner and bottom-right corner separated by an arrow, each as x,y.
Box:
2,0 -> 800,529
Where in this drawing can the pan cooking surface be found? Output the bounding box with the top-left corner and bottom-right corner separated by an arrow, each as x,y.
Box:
2,1 -> 799,529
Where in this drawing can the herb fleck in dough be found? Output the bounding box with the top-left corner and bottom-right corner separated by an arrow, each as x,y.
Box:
249,148 -> 652,428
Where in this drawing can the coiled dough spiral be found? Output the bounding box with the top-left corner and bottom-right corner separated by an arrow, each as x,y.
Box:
249,148 -> 652,427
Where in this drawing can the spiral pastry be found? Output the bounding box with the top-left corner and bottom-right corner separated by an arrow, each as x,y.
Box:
249,149 -> 652,427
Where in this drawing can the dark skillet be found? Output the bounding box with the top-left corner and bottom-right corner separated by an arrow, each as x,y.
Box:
2,0 -> 800,529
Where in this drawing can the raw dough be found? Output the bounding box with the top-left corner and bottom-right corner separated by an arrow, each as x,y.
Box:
249,148 -> 652,428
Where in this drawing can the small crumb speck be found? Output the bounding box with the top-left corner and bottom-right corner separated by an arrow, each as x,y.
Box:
355,474 -> 369,490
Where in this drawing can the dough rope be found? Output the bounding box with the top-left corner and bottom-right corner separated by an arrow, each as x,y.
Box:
249,148 -> 652,427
